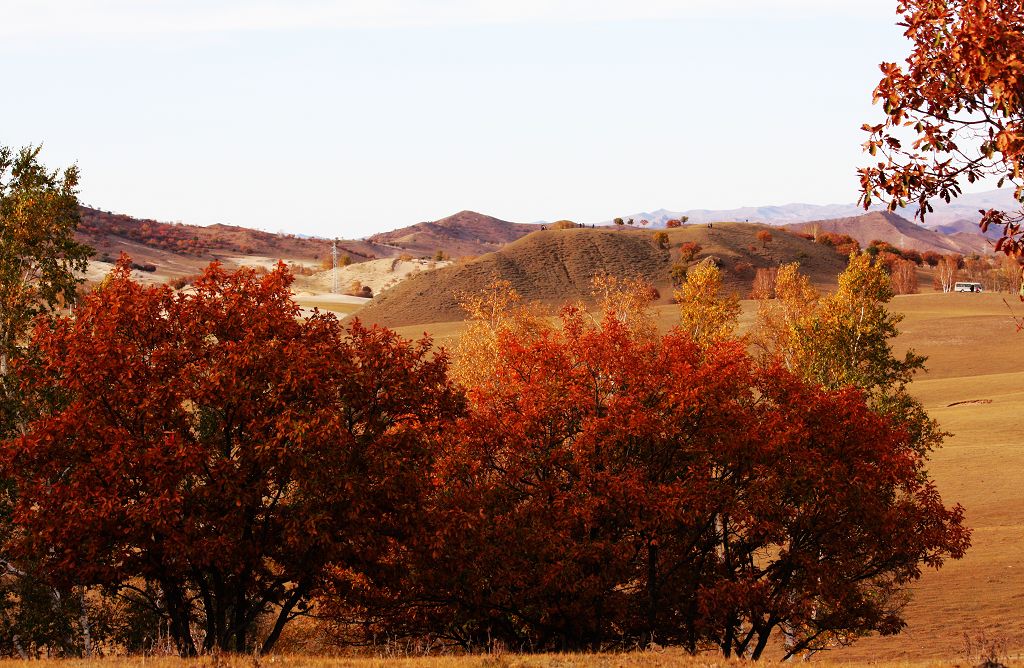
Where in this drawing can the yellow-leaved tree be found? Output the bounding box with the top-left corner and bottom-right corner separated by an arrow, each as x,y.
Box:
676,259 -> 740,348
753,263 -> 819,373
451,278 -> 550,389
589,272 -> 659,340
754,253 -> 942,456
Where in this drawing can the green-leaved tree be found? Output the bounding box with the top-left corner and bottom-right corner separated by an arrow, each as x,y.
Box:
0,145 -> 91,383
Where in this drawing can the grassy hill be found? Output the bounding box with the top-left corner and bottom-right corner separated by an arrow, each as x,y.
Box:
355,223 -> 849,328
365,210 -> 541,258
76,206 -> 398,278
787,211 -> 992,255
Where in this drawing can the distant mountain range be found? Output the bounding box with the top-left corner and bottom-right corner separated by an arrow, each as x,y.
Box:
599,188 -> 1021,232
76,188 -> 1016,300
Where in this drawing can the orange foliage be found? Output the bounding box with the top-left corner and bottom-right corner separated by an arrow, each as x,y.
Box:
859,0 -> 1024,254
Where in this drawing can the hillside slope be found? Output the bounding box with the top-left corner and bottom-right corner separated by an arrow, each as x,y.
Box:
366,210 -> 540,258
77,206 -> 397,270
786,211 -> 991,255
355,223 -> 848,327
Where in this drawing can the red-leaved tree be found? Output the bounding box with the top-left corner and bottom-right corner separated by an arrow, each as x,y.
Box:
353,281 -> 969,658
1,259 -> 462,656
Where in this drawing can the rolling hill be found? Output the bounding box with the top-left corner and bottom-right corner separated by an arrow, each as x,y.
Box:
76,206 -> 402,270
786,211 -> 992,255
355,223 -> 849,328
365,210 -> 540,258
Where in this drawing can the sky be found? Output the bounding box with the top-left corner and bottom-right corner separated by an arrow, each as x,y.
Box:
2,0 -> 913,238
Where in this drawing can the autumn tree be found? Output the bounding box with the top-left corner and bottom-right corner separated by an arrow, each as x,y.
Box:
936,253 -> 962,292
711,369 -> 969,659
859,0 -> 1024,253
589,273 -> 659,338
993,254 -> 1023,293
753,263 -> 820,371
0,145 -> 93,656
763,255 -> 908,390
677,241 -> 702,263
450,278 -> 550,388
653,231 -> 670,249
1,260 -> 462,656
749,266 -> 779,300
756,229 -> 773,248
0,145 -> 91,383
676,260 -> 741,348
920,249 -> 942,267
380,283 -> 763,652
373,278 -> 968,658
745,257 -> 969,657
890,258 -> 920,294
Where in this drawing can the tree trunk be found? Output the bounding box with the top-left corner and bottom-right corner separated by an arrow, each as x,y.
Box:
261,584 -> 307,655
162,580 -> 197,657
750,624 -> 774,660
79,589 -> 93,658
646,542 -> 658,647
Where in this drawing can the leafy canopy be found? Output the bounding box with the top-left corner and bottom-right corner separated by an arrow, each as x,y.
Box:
2,260 -> 462,656
859,0 -> 1024,253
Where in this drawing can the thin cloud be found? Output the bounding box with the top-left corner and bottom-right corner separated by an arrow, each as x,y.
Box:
2,0 -> 898,38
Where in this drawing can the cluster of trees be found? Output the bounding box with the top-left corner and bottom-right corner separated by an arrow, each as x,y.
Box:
931,253 -> 1024,294
789,230 -> 861,256
78,209 -> 207,256
0,199 -> 970,658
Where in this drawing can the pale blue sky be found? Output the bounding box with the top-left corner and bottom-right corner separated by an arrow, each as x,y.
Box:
3,1 -> 908,238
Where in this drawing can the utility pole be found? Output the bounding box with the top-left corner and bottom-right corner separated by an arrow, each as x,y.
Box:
331,239 -> 339,294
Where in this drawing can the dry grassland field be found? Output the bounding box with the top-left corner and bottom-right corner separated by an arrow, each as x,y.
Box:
828,292 -> 1024,663
0,653 -> 989,668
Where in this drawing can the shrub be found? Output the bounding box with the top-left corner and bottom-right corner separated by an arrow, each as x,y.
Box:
168,274 -> 200,290
670,262 -> 688,287
678,241 -> 702,263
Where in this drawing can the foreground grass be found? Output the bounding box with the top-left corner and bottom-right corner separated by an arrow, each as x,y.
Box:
0,653 -> 1004,668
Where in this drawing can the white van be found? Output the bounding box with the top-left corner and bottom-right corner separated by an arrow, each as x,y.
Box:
954,282 -> 984,293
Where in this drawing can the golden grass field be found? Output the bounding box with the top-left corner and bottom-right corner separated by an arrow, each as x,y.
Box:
7,291 -> 1021,666
827,292 -> 1024,664
0,652 -> 990,668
